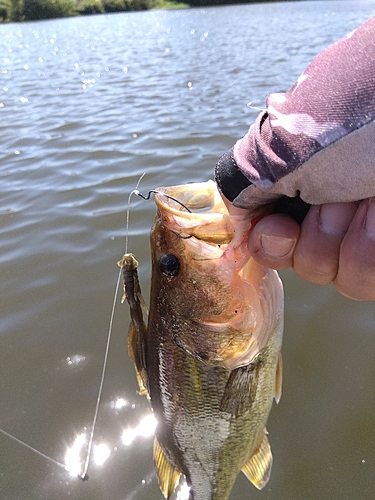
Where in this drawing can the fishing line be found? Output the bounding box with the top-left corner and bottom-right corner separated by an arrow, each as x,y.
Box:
82,173 -> 158,477
0,302 -> 123,480
125,173 -> 146,255
0,174 -> 146,479
0,174 -> 154,481
0,176 -> 193,480
247,102 -> 266,111
0,286 -> 123,480
0,428 -> 68,471
80,269 -> 121,480
134,189 -> 192,213
81,173 -> 148,478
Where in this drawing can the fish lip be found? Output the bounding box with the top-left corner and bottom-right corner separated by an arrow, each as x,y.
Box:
154,180 -> 262,229
154,180 -> 227,220
153,180 -> 239,244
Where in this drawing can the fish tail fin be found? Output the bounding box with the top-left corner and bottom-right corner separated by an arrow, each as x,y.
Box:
241,429 -> 273,490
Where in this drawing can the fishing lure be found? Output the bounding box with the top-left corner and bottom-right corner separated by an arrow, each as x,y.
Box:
117,187 -> 193,399
117,253 -> 149,397
0,180 -> 191,489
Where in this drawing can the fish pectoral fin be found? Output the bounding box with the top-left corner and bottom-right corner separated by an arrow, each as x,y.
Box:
220,358 -> 261,418
128,322 -> 149,398
274,351 -> 283,404
241,429 -> 273,490
154,437 -> 181,499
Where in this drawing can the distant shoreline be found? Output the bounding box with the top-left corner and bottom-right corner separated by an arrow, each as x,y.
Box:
1,0 -> 287,24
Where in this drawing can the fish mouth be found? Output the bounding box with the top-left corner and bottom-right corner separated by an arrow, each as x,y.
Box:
150,180 -> 283,371
153,180 -> 241,245
153,180 -> 260,272
154,180 -> 227,217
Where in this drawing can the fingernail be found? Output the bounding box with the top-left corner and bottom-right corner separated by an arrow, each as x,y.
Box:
319,203 -> 354,235
260,234 -> 294,257
365,198 -> 375,241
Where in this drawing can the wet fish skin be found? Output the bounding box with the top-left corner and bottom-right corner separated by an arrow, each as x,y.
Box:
125,181 -> 283,500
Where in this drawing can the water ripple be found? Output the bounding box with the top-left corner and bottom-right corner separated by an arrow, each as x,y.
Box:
1,3 -> 375,500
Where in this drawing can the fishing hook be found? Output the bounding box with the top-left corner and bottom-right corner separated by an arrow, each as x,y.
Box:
134,189 -> 192,213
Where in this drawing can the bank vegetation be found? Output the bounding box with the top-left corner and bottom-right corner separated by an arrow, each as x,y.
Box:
1,0 -> 281,22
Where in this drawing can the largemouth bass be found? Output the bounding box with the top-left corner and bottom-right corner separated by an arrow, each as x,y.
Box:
120,180 -> 283,500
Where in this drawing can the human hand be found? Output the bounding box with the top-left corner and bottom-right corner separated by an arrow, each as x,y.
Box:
223,195 -> 375,301
244,199 -> 375,301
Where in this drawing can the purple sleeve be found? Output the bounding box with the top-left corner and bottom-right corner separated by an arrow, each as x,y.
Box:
215,16 -> 375,210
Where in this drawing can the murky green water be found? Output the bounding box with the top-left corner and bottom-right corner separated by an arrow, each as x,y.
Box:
1,1 -> 375,499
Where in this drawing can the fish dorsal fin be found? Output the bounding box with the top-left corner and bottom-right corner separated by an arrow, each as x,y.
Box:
154,437 -> 181,499
220,357 -> 262,418
274,351 -> 283,404
241,429 -> 273,490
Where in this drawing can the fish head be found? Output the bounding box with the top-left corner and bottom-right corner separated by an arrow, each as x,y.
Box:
150,180 -> 282,370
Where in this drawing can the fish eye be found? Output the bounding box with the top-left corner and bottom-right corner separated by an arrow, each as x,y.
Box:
159,254 -> 180,278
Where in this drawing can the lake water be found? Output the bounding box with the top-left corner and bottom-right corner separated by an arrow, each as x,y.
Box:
1,1 -> 375,499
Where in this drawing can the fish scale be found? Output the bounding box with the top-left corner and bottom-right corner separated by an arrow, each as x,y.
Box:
122,180 -> 284,499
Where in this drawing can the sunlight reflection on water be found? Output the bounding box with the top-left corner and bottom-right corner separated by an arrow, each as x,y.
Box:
122,413 -> 157,446
64,402 -> 157,481
65,432 -> 87,477
176,481 -> 191,500
2,3 -> 375,500
63,405 -> 192,499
